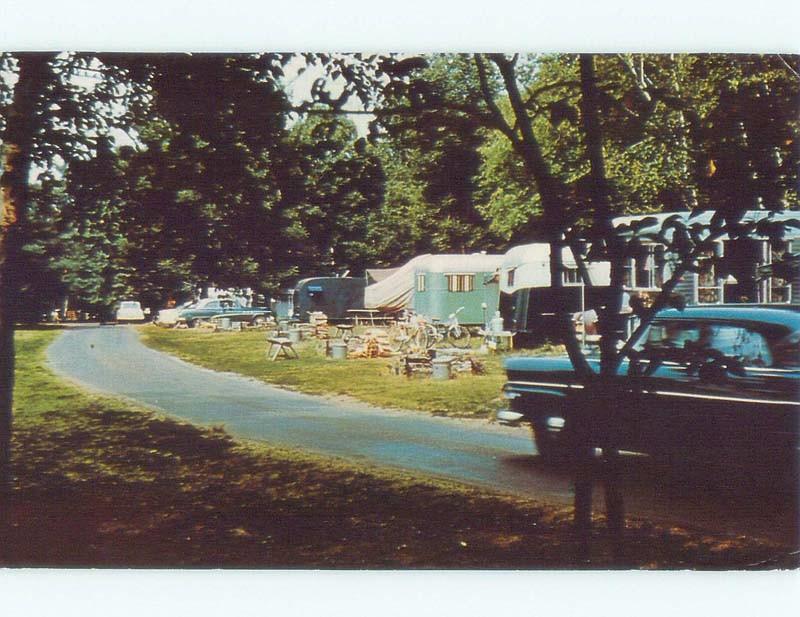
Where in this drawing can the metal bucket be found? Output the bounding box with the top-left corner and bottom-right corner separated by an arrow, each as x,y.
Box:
431,357 -> 452,380
219,317 -> 232,330
331,342 -> 348,360
288,328 -> 302,344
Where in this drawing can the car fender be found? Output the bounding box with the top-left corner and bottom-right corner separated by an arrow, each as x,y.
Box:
503,381 -> 572,421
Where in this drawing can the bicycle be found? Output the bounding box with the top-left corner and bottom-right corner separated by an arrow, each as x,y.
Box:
427,307 -> 472,349
387,311 -> 430,352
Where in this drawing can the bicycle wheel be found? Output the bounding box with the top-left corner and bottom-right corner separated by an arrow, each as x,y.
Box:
448,325 -> 472,348
410,326 -> 428,351
423,324 -> 439,349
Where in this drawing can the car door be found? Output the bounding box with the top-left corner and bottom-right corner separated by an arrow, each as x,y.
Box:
694,322 -> 799,461
626,319 -> 705,457
196,300 -> 220,319
643,320 -> 798,463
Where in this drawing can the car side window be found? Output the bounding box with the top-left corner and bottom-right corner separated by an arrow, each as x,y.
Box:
700,324 -> 773,368
205,301 -> 220,309
639,322 -> 700,350
636,320 -> 777,368
770,331 -> 800,369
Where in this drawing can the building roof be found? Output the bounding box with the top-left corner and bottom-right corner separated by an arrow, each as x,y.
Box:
613,210 -> 800,241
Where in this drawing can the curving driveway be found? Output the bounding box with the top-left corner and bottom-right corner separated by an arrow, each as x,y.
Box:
47,325 -> 572,500
46,325 -> 797,543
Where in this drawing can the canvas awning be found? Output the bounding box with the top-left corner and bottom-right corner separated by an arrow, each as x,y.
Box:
364,253 -> 504,311
365,267 -> 400,285
364,254 -> 432,310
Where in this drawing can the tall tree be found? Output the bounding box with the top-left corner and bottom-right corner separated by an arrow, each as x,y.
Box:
116,54 -> 297,298
378,55 -> 505,255
1,53 -> 57,516
283,113 -> 384,276
1,51 -> 146,515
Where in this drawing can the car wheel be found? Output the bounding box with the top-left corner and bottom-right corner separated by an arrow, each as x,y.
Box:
188,318 -> 201,328
532,418 -> 574,464
251,315 -> 267,327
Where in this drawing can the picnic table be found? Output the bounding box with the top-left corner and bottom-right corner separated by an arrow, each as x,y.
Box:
347,309 -> 389,326
482,330 -> 515,351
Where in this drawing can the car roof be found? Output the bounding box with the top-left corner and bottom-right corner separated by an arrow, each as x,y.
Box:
655,305 -> 800,329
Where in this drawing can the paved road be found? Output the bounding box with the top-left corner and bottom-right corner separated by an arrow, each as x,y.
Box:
47,326 -> 797,544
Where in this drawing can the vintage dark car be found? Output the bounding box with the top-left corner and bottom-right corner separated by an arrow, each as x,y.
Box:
498,306 -> 800,466
178,297 -> 272,328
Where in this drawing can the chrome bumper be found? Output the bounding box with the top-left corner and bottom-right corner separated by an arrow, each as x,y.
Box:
496,409 -> 525,426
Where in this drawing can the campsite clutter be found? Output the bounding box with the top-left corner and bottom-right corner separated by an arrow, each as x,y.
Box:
151,251 -> 524,378
157,299 -> 498,378
150,242 -> 654,378
261,305 -> 486,378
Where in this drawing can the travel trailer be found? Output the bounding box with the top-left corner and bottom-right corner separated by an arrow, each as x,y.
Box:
364,253 -> 504,325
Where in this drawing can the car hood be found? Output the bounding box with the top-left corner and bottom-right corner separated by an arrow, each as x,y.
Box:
504,355 -> 603,383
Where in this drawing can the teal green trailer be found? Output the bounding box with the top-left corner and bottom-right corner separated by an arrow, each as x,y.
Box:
412,254 -> 503,325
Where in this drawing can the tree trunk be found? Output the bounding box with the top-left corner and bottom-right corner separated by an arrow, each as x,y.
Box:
0,54 -> 51,519
578,53 -> 626,563
488,53 -> 610,559
488,54 -> 593,379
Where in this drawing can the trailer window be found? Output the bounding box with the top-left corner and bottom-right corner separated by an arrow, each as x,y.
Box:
446,274 -> 475,293
624,245 -> 666,290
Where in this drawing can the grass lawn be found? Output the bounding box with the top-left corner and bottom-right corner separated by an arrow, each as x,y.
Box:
4,326 -> 797,568
138,326 -> 563,418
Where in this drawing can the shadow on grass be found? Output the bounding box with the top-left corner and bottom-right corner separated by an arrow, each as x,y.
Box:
501,449 -> 799,553
7,326 -> 797,569
6,401 -> 799,569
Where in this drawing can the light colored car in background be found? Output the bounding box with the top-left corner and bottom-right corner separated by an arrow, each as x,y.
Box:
116,300 -> 146,323
154,300 -> 196,327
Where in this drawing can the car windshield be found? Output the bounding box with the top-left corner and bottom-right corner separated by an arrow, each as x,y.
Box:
633,319 -> 798,369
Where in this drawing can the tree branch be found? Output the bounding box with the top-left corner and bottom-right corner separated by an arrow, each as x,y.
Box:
522,80 -> 582,109
615,227 -> 727,361
580,54 -> 627,376
489,52 -> 592,378
472,54 -> 517,143
616,53 -> 654,94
